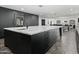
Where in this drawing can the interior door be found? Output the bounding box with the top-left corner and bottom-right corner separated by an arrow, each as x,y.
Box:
42,19 -> 45,26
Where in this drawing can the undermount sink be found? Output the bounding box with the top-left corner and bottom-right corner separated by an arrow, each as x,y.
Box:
16,27 -> 38,31
17,28 -> 27,30
16,28 -> 33,31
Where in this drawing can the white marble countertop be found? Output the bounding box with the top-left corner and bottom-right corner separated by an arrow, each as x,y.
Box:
4,26 -> 63,35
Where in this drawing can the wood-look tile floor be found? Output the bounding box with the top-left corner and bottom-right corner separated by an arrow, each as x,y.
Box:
0,39 -> 12,54
0,30 -> 78,54
46,30 -> 78,54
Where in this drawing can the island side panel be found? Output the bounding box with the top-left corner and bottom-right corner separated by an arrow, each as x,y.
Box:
31,28 -> 59,54
31,31 -> 49,54
4,30 -> 31,54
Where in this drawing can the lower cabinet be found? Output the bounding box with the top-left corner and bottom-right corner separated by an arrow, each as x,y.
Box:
4,30 -> 31,54
76,30 -> 79,53
4,29 -> 59,54
0,28 -> 4,38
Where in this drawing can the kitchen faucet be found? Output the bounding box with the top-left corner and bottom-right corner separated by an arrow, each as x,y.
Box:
26,25 -> 28,29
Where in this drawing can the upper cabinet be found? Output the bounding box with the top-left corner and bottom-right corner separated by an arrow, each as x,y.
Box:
14,11 -> 38,26
24,13 -> 38,26
0,7 -> 38,38
0,7 -> 38,27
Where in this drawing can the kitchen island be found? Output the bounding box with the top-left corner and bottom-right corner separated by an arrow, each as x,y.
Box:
4,26 -> 62,54
75,27 -> 79,53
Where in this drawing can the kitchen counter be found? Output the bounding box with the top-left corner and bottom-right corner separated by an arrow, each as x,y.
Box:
75,27 -> 79,53
4,26 -> 63,35
4,26 -> 63,54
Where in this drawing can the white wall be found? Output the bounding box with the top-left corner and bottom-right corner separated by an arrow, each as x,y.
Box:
39,16 -> 55,26
54,17 -> 78,25
38,16 -> 50,26
39,16 -> 79,26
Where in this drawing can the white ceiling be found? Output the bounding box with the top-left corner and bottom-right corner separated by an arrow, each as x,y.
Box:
1,5 -> 79,17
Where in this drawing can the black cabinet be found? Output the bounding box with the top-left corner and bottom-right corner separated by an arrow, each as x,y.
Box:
0,7 -> 38,38
0,28 -> 4,38
31,31 -> 49,53
4,28 -> 58,54
4,30 -> 31,54
76,30 -> 79,53
24,14 -> 38,26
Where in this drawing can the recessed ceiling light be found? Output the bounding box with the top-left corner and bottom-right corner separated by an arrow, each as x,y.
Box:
38,5 -> 43,7
21,8 -> 24,11
70,8 -> 73,11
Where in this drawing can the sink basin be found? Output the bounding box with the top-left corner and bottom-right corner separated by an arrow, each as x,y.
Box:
16,28 -> 33,31
17,28 -> 26,30
16,27 -> 37,32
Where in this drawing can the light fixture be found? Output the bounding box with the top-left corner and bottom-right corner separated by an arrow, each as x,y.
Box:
70,8 -> 73,11
38,5 -> 43,7
21,8 -> 24,11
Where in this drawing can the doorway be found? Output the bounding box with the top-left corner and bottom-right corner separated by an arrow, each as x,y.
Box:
41,19 -> 45,26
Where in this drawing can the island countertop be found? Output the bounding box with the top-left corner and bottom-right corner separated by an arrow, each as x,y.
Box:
4,26 -> 63,35
4,26 -> 63,53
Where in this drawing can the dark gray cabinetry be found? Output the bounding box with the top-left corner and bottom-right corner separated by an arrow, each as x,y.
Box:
4,28 -> 58,54
76,30 -> 79,53
0,28 -> 4,38
0,7 -> 14,38
24,14 -> 38,26
31,31 -> 49,53
0,7 -> 38,38
4,30 -> 31,53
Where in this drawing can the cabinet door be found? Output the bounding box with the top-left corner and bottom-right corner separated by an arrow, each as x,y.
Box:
4,30 -> 31,54
42,31 -> 49,50
15,34 -> 31,53
4,30 -> 18,51
31,31 -> 49,53
24,14 -> 38,26
31,32 -> 45,53
0,28 -> 4,38
48,29 -> 57,45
